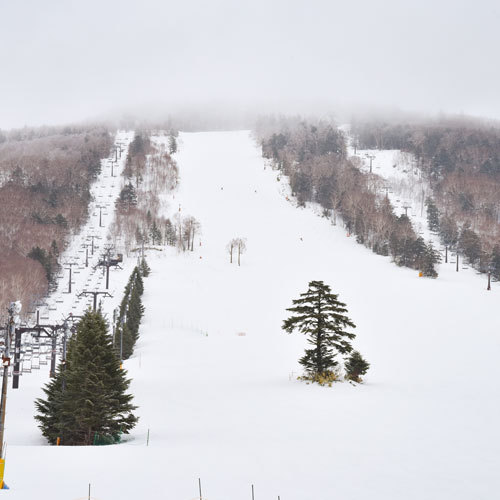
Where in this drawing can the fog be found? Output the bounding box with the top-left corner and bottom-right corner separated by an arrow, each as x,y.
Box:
1,0 -> 499,128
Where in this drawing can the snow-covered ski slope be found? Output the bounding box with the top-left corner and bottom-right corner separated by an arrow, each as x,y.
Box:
6,131 -> 500,499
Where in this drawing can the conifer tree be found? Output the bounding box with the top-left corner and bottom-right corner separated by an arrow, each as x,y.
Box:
118,182 -> 137,208
164,219 -> 176,246
114,267 -> 145,360
140,257 -> 151,277
490,245 -> 500,280
149,221 -> 162,245
283,281 -> 356,378
168,134 -> 177,154
120,322 -> 136,360
34,365 -> 65,444
345,351 -> 370,383
421,242 -> 440,277
35,310 -> 137,445
425,197 -> 440,232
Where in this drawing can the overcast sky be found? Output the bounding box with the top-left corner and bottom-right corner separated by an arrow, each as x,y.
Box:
1,0 -> 499,128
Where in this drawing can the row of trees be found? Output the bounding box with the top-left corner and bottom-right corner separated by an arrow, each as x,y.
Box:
353,117 -> 500,278
35,310 -> 137,445
426,197 -> 500,277
255,119 -> 438,277
110,131 -> 180,255
226,237 -> 246,265
0,125 -> 113,317
26,241 -> 60,288
114,261 -> 148,360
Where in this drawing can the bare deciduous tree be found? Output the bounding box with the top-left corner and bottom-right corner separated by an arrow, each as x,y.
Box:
226,238 -> 237,263
235,237 -> 247,266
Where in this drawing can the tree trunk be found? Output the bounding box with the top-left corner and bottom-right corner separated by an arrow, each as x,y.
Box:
316,294 -> 322,375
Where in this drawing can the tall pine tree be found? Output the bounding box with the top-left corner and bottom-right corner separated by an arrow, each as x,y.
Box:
425,197 -> 440,233
35,310 -> 137,445
283,281 -> 356,379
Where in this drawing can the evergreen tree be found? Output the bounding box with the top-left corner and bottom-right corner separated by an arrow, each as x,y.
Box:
283,281 -> 356,379
119,323 -> 136,360
127,284 -> 144,340
421,242 -> 440,277
140,257 -> 151,277
345,351 -> 370,383
118,182 -> 137,208
114,267 -> 145,360
149,221 -> 162,246
35,310 -> 137,445
168,134 -> 177,154
389,214 -> 415,267
425,197 -> 440,232
459,225 -> 482,265
164,219 -> 176,246
411,236 -> 427,269
27,246 -> 54,283
490,245 -> 500,280
439,214 -> 458,248
33,365 -> 65,444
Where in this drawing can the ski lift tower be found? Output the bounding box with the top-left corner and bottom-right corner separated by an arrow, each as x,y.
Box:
0,301 -> 21,489
366,154 -> 376,173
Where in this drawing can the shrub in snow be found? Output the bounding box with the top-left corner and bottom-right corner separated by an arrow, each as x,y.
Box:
345,351 -> 370,383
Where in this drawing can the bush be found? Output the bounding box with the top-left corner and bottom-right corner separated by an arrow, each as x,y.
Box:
345,351 -> 370,383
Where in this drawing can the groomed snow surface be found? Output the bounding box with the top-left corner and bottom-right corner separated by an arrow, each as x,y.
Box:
5,131 -> 500,499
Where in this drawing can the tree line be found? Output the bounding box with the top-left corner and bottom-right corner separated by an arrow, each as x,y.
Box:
114,260 -> 149,360
0,125 -> 113,318
255,117 -> 439,277
352,117 -> 500,277
110,131 -> 181,255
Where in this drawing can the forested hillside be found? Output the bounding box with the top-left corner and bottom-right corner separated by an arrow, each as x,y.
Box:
352,118 -> 500,277
255,117 -> 439,276
0,125 -> 112,317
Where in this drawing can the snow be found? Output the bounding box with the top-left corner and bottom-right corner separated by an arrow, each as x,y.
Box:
3,131 -> 500,499
341,125 -> 478,275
